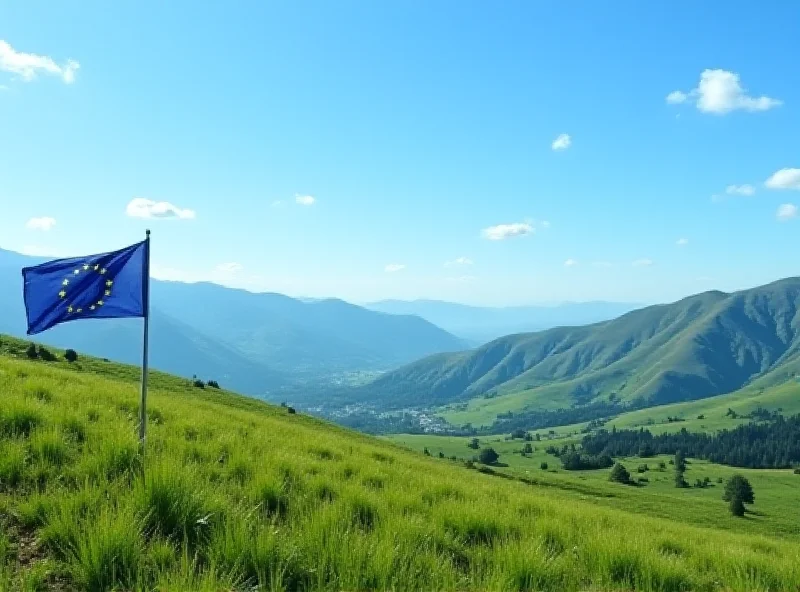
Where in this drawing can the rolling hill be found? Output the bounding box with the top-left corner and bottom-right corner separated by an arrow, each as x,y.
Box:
0,334 -> 796,590
365,299 -> 641,343
342,277 -> 800,420
0,247 -> 465,396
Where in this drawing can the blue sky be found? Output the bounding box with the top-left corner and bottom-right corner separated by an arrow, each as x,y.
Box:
1,1 -> 799,306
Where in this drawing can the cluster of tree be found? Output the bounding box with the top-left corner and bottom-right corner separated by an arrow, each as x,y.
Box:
23,342 -> 80,363
484,401 -> 625,434
191,377 -> 221,389
581,416 -> 800,468
547,443 -> 614,471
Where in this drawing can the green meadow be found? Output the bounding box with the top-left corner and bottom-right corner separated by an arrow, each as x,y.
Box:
2,336 -> 800,591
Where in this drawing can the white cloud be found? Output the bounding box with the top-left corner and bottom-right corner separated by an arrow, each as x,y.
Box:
564,258 -> 578,267
551,133 -> 571,151
676,238 -> 689,246
444,257 -> 473,267
776,204 -> 798,221
667,69 -> 782,115
765,168 -> 800,191
726,184 -> 755,196
482,222 -> 534,241
632,258 -> 654,267
665,90 -> 688,104
216,262 -> 244,273
18,245 -> 65,258
0,40 -> 79,84
25,216 -> 56,231
384,263 -> 406,273
295,194 -> 316,206
125,198 -> 196,220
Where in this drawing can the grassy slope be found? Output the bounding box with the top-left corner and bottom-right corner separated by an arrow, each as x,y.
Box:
354,278 -> 800,424
1,336 -> 799,590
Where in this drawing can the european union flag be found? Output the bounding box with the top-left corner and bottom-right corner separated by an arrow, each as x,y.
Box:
22,239 -> 150,335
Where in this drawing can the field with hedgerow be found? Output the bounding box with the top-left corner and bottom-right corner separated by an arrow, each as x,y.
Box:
1,335 -> 799,591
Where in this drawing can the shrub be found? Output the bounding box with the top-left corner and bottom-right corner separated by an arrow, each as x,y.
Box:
478,447 -> 499,465
64,348 -> 78,362
38,347 -> 56,362
540,462 -> 548,470
206,380 -> 220,389
511,429 -> 526,440
287,406 -> 296,414
794,468 -> 800,475
192,379 -> 205,389
609,462 -> 631,484
26,343 -> 38,359
637,464 -> 649,473
522,443 -> 533,454
423,447 -> 431,456
438,451 -> 445,459
467,438 -> 480,450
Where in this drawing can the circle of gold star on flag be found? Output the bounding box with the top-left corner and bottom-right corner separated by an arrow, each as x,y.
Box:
60,264 -> 114,315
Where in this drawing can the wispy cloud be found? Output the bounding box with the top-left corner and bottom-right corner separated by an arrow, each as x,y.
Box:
126,198 -> 196,220
632,258 -> 654,267
25,217 -> 56,231
551,133 -> 571,151
776,204 -> 798,221
482,222 -> 533,241
384,263 -> 406,273
215,262 -> 244,273
564,258 -> 578,267
0,40 -> 79,84
295,194 -> 316,206
676,237 -> 689,246
666,69 -> 781,114
765,168 -> 800,191
726,184 -> 755,196
444,257 -> 473,267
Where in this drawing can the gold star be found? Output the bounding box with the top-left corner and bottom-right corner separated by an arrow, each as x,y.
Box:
97,300 -> 104,306
73,270 -> 80,275
67,306 -> 73,313
90,305 -> 96,311
94,264 -> 99,271
100,268 -> 107,274
58,290 -> 66,298
106,280 -> 113,287
83,264 -> 89,270
105,289 -> 111,297
76,308 -> 82,313
62,279 -> 69,286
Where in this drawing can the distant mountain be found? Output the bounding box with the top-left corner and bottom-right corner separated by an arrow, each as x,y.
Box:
0,248 -> 466,396
344,278 -> 800,416
365,299 -> 642,343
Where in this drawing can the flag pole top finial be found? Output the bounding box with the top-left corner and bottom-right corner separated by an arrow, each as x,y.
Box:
146,229 -> 151,237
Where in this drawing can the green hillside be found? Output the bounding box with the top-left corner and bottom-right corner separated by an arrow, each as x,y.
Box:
347,277 -> 800,426
2,335 -> 799,590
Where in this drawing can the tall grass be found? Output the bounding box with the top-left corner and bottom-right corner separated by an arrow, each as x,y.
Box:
1,342 -> 800,590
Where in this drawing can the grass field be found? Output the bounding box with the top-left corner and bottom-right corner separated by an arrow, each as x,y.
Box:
2,335 -> 800,591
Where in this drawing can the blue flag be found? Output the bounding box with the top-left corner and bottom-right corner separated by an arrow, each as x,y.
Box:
22,239 -> 150,335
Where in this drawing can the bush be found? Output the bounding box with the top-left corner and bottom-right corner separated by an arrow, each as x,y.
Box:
478,447 -> 499,465
609,462 -> 631,484
287,407 -> 296,415
26,343 -> 38,359
794,468 -> 800,475
64,349 -> 78,363
540,462 -> 548,470
206,380 -> 220,389
510,429 -> 526,440
38,347 -> 56,362
192,379 -> 205,389
467,438 -> 480,450
438,452 -> 445,459
637,464 -> 649,473
522,443 -> 533,454
423,447 -> 430,456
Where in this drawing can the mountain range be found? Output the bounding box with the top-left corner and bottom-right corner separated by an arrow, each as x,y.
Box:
338,277 -> 800,420
0,247 -> 466,396
365,299 -> 642,343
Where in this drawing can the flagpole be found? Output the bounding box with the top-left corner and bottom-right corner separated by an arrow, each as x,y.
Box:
139,229 -> 151,451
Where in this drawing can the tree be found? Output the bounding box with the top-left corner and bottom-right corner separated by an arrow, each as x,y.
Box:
467,438 -> 480,450
540,461 -> 548,470
511,428 -> 526,440
522,442 -> 533,454
674,450 -> 686,472
64,349 -> 78,363
38,347 -> 56,362
723,475 -> 754,504
609,462 -> 631,484
675,469 -> 688,488
26,343 -> 38,359
423,447 -> 431,456
478,447 -> 499,465
729,496 -> 746,517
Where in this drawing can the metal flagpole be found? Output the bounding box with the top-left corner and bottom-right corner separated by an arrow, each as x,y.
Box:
139,229 -> 151,450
